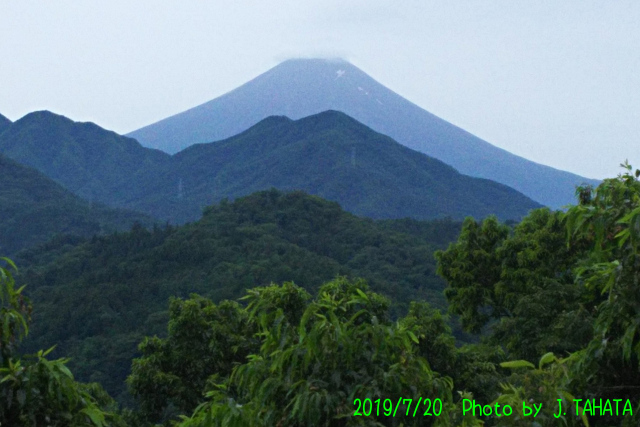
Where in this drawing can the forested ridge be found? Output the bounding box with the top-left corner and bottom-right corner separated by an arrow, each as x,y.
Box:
0,110 -> 170,207
15,190 -> 462,404
0,110 -> 540,223
0,153 -> 153,256
2,168 -> 640,426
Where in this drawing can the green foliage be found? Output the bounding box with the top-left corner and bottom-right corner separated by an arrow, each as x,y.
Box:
563,162 -> 640,411
0,153 -> 153,256
0,257 -> 123,426
436,209 -> 593,360
242,281 -> 312,328
400,301 -> 457,377
435,216 -> 510,333
17,190 -> 458,403
490,208 -> 593,360
435,163 -> 640,426
492,353 -> 588,427
128,297 -> 258,423
173,279 -> 473,427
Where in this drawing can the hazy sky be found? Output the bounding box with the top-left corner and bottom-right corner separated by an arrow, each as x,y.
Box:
2,1 -> 638,179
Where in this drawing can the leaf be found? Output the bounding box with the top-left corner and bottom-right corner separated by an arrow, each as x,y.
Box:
16,389 -> 25,407
500,360 -> 535,369
355,288 -> 369,301
538,352 -> 555,369
43,345 -> 57,357
0,257 -> 17,271
80,407 -> 106,426
621,321 -> 639,361
57,363 -> 74,379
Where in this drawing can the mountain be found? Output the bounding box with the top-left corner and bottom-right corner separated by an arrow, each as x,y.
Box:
0,110 -> 539,223
0,153 -> 153,256
127,58 -> 599,209
0,113 -> 11,134
138,110 -> 541,223
0,111 -> 170,206
17,189 -> 462,401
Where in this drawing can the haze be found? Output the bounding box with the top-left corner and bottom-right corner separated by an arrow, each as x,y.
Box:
1,0 -> 638,179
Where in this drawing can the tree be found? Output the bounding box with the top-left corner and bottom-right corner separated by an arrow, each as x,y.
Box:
563,163 -> 640,420
435,216 -> 509,333
434,163 -> 640,426
170,278 -> 482,426
436,209 -> 593,361
0,257 -> 122,426
128,296 -> 258,424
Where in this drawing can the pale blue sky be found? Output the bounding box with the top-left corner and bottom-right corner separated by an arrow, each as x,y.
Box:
1,1 -> 638,179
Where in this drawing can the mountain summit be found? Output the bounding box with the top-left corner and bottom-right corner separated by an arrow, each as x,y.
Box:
0,110 -> 170,206
127,58 -> 597,208
150,110 -> 541,222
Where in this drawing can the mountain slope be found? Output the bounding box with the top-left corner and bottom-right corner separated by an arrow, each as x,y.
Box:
132,111 -> 541,223
0,113 -> 11,135
0,154 -> 153,256
0,111 -> 170,206
0,109 -> 540,223
127,58 -> 598,209
17,189 -> 461,400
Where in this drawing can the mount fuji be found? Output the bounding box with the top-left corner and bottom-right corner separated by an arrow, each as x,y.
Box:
128,58 -> 598,209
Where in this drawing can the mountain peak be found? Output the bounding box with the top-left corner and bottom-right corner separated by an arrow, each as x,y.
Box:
295,109 -> 369,129
261,58 -> 375,87
274,58 -> 355,72
279,57 -> 351,65
170,109 -> 540,223
127,58 -> 388,154
239,110 -> 369,142
18,110 -> 75,125
274,57 -> 357,73
0,111 -> 170,207
127,59 -> 599,208
11,110 -> 152,150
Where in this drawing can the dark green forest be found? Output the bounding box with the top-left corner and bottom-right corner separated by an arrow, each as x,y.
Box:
2,168 -> 640,426
0,153 -> 153,256
15,190 -> 461,404
0,110 -> 540,224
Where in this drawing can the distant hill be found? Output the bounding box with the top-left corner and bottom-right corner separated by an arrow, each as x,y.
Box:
0,154 -> 153,256
0,110 -> 540,223
0,113 -> 11,134
127,58 -> 598,209
138,110 -> 541,223
17,189 -> 462,401
0,111 -> 170,206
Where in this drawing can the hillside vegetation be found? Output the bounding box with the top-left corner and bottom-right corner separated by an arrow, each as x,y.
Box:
2,166 -> 640,426
0,110 -> 540,224
17,190 -> 461,402
0,154 -> 153,256
0,110 -> 169,206
127,165 -> 640,426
